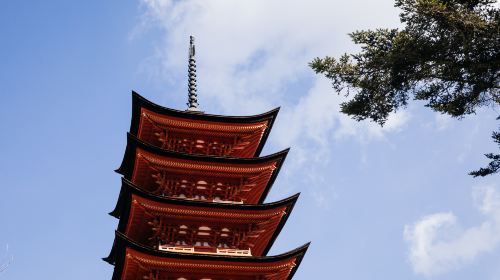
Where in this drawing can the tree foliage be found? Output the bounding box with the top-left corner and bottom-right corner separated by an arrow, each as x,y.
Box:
310,0 -> 499,176
469,121 -> 500,176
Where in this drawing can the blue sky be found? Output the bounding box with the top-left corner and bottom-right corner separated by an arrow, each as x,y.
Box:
0,1 -> 499,279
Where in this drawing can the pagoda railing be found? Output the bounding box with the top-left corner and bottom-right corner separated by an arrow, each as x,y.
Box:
171,196 -> 244,204
158,244 -> 252,256
216,248 -> 252,256
211,198 -> 244,204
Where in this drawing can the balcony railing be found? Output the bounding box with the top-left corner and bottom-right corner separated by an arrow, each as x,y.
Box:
158,245 -> 251,256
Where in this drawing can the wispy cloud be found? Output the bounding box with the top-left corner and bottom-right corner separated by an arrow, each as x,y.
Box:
138,1 -> 405,139
435,113 -> 453,131
136,0 -> 409,202
404,184 -> 500,277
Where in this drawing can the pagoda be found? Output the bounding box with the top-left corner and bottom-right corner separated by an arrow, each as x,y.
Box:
105,36 -> 309,280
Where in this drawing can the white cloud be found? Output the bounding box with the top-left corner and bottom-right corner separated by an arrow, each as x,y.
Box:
135,0 -> 410,200
335,109 -> 411,141
435,113 -> 453,131
404,185 -> 500,277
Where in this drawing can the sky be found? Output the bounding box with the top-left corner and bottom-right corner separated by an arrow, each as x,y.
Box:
0,1 -> 499,279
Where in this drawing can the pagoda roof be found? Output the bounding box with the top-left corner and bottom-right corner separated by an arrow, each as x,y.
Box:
104,231 -> 309,280
130,91 -> 279,157
116,133 -> 289,204
110,178 -> 299,256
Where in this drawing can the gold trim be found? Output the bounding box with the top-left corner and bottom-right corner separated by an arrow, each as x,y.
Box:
144,112 -> 268,133
135,199 -> 286,219
138,152 -> 277,174
128,254 -> 296,272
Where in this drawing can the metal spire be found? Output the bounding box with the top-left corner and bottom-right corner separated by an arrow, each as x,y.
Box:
186,36 -> 200,112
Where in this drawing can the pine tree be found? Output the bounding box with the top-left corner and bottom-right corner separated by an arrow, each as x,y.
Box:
311,0 -> 499,176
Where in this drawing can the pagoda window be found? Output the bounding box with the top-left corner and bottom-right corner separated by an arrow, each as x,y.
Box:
128,149 -> 280,204
152,125 -> 237,156
126,193 -> 290,256
145,116 -> 263,157
142,271 -> 159,280
150,171 -> 248,203
138,267 -> 276,280
149,219 -> 269,254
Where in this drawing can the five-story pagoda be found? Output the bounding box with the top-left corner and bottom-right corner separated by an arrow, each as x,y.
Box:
105,37 -> 309,280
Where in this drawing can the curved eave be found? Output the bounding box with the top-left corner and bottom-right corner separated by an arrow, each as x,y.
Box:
116,133 -> 289,203
104,231 -> 309,280
110,177 -> 299,256
110,177 -> 299,217
130,91 -> 280,156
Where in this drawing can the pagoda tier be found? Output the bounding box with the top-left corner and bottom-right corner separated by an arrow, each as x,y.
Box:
130,91 -> 279,158
109,178 -> 298,257
116,134 -> 288,204
105,232 -> 309,280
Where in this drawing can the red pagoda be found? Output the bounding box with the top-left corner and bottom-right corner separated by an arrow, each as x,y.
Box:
105,36 -> 309,280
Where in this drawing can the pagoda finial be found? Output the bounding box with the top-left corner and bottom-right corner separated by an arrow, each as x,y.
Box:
186,36 -> 200,112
